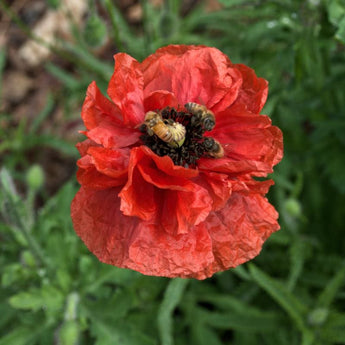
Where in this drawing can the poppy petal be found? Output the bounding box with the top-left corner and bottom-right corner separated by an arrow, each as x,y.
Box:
200,191 -> 279,277
82,81 -> 140,148
232,64 -> 268,114
142,46 -> 242,112
119,146 -> 212,234
144,90 -> 179,112
127,221 -> 214,278
81,81 -> 122,130
76,155 -> 124,189
197,171 -> 232,211
71,187 -> 213,279
71,187 -> 139,266
108,53 -> 145,126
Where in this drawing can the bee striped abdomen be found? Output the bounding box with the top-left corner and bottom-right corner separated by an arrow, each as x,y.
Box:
144,111 -> 186,148
185,102 -> 215,131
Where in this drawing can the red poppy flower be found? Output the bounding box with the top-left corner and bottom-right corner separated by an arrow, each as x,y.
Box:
71,45 -> 283,279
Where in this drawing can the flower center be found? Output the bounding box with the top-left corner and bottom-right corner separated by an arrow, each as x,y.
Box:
139,103 -> 224,168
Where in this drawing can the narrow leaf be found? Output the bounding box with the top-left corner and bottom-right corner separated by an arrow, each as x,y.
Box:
249,264 -> 308,331
317,262 -> 345,308
157,279 -> 189,345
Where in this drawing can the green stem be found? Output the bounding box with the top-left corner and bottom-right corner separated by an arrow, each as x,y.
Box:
1,169 -> 49,269
14,205 -> 50,269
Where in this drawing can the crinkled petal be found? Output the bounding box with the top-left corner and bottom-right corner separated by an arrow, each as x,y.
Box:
76,155 -> 124,189
195,190 -> 279,278
199,105 -> 283,177
171,48 -> 242,111
127,221 -> 214,278
71,187 -> 215,278
82,81 -> 122,129
76,145 -> 130,189
142,45 -> 242,112
108,53 -> 145,126
82,82 -> 140,148
119,161 -> 158,221
71,187 -> 138,266
232,178 -> 275,195
159,187 -> 212,235
76,139 -> 98,156
232,64 -> 268,114
86,126 -> 140,149
196,171 -> 232,211
213,126 -> 283,166
87,146 -> 129,179
119,146 -> 212,234
215,103 -> 272,130
144,90 -> 179,112
141,45 -> 204,97
198,157 -> 276,177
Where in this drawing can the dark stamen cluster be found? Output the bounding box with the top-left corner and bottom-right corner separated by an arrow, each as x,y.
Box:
140,107 -> 219,168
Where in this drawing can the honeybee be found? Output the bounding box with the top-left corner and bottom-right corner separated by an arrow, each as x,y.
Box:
185,102 -> 216,131
143,111 -> 186,148
203,137 -> 224,158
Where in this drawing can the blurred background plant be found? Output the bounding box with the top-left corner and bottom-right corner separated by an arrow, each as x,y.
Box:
1,0 -> 345,344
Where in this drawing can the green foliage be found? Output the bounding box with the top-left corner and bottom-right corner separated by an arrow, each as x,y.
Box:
158,279 -> 189,345
327,0 -> 345,42
83,14 -> 108,47
1,0 -> 345,344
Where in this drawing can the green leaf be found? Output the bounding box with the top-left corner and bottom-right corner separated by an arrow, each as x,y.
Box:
62,41 -> 113,82
84,288 -> 135,322
45,63 -> 81,89
191,324 -> 223,345
232,265 -> 251,281
90,321 -> 156,345
85,266 -> 138,294
320,328 -> 345,344
157,279 -> 189,345
0,327 -> 36,345
335,16 -> 345,42
288,239 -> 307,290
83,14 -> 108,47
1,263 -> 33,287
199,309 -> 279,332
9,286 -> 64,315
29,94 -> 55,134
57,320 -> 80,345
0,168 -> 19,202
0,302 -> 16,328
249,264 -> 309,332
317,262 -> 345,308
328,0 -> 345,26
197,294 -> 281,332
26,135 -> 77,157
327,0 -> 345,42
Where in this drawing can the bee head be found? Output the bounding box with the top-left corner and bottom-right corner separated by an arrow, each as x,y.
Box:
203,114 -> 215,131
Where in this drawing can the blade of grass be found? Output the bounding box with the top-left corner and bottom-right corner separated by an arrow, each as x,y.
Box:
29,94 -> 55,134
157,279 -> 189,345
249,263 -> 313,342
317,262 -> 345,308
